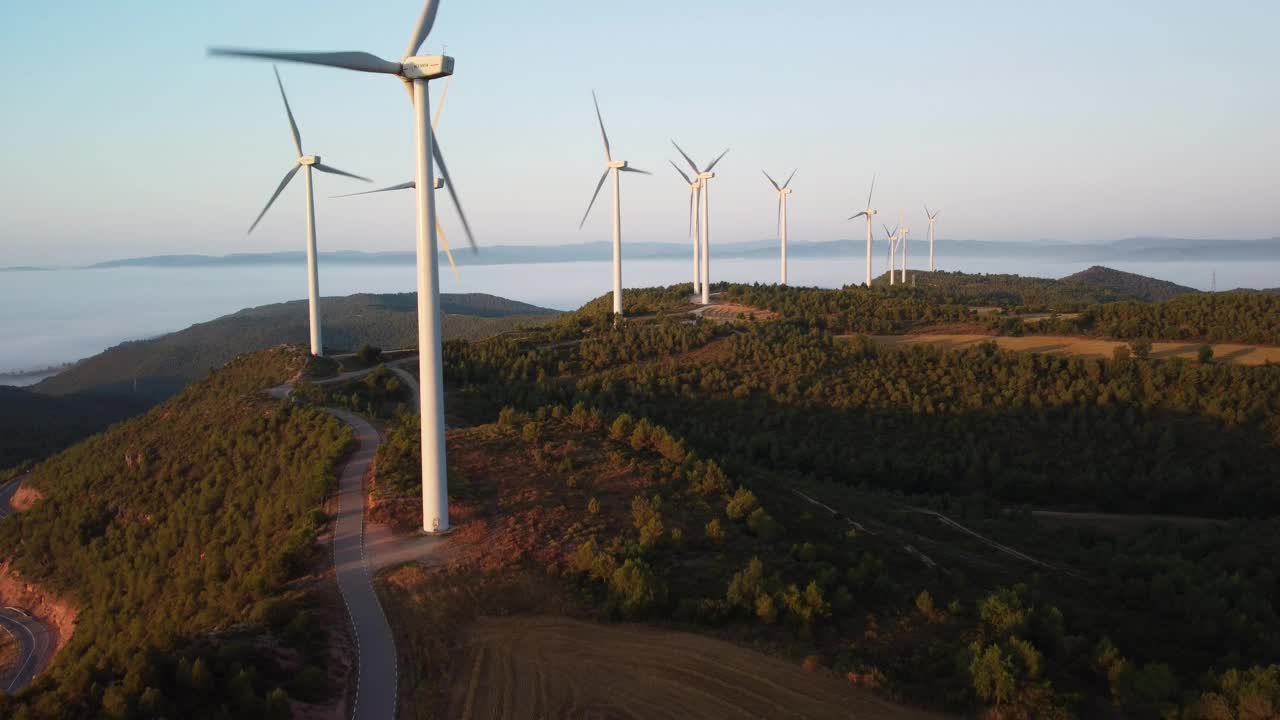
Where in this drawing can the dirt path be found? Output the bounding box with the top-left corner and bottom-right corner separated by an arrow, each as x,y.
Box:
867,334 -> 1280,365
446,615 -> 950,720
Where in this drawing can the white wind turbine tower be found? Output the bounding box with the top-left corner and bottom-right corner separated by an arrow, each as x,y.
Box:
670,163 -> 702,293
883,223 -> 899,285
578,91 -> 650,319
847,176 -> 877,286
212,0 -> 476,534
925,205 -> 940,271
673,142 -> 729,305
246,66 -> 371,357
899,210 -> 908,284
763,169 -> 797,285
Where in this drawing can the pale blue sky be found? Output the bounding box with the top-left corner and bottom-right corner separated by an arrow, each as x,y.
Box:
1,0 -> 1277,265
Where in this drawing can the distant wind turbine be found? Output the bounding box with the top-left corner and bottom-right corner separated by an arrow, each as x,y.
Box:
670,162 -> 702,293
899,210 -> 908,284
332,77 -> 461,278
925,205 -> 940,271
579,91 -> 650,319
763,169 -> 797,285
847,176 -> 877,286
883,224 -> 899,286
212,0 -> 477,535
246,66 -> 371,357
673,142 -> 729,305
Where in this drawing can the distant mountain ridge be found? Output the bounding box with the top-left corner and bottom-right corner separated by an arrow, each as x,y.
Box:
33,292 -> 558,399
4,236 -> 1272,272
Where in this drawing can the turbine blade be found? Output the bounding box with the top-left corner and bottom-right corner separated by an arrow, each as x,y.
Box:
688,186 -> 695,239
313,163 -> 372,182
669,160 -> 693,185
848,211 -> 868,221
591,91 -> 612,162
431,134 -> 477,252
248,165 -> 301,234
619,166 -> 650,175
273,66 -> 303,157
783,168 -> 797,189
405,0 -> 441,58
866,174 -> 876,208
333,181 -> 415,198
432,74 -> 451,130
437,219 -> 459,279
578,168 -> 610,229
762,170 -> 780,191
209,48 -> 402,74
705,148 -> 730,172
924,203 -> 931,218
671,140 -> 700,174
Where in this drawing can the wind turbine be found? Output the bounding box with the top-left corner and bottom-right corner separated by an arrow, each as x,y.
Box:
847,176 -> 877,286
763,169 -> 797,285
899,210 -> 908,284
212,0 -> 477,535
670,163 -> 702,293
673,142 -> 729,305
332,77 -> 461,279
578,92 -> 650,319
883,224 -> 899,286
246,66 -> 371,357
925,205 -> 940,271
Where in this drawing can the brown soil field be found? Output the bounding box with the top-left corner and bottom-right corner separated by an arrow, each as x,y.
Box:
1030,510 -> 1224,537
445,615 -> 947,720
866,334 -> 1280,365
697,302 -> 779,322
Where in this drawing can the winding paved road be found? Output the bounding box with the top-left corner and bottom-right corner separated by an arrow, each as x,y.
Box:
0,607 -> 52,693
326,408 -> 399,720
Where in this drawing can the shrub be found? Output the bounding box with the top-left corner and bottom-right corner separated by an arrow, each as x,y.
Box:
746,507 -> 782,541
705,518 -> 725,545
609,559 -> 665,616
726,487 -> 760,520
1198,344 -> 1214,363
356,344 -> 382,365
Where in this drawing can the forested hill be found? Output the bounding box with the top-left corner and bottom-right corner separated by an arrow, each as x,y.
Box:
0,346 -> 353,718
34,292 -> 558,399
901,267 -> 1187,310
1061,265 -> 1197,302
0,387 -> 152,472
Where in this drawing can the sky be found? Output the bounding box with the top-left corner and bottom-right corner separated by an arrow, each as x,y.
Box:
1,0 -> 1278,266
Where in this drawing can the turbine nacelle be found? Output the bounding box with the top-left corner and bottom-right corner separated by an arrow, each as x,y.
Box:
697,171 -> 715,180
299,155 -> 320,166
780,188 -> 793,195
607,159 -> 628,170
400,55 -> 454,80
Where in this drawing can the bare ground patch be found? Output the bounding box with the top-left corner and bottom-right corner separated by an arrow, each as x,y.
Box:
0,560 -> 77,663
445,615 -> 946,720
866,334 -> 1280,365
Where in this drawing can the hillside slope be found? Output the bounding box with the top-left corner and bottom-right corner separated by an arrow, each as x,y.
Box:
34,292 -> 558,399
1061,265 -> 1197,302
0,346 -> 352,718
0,387 -> 152,471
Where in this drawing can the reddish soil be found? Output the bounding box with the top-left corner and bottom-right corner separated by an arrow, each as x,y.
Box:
11,486 -> 43,512
0,560 -> 78,663
699,303 -> 779,322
